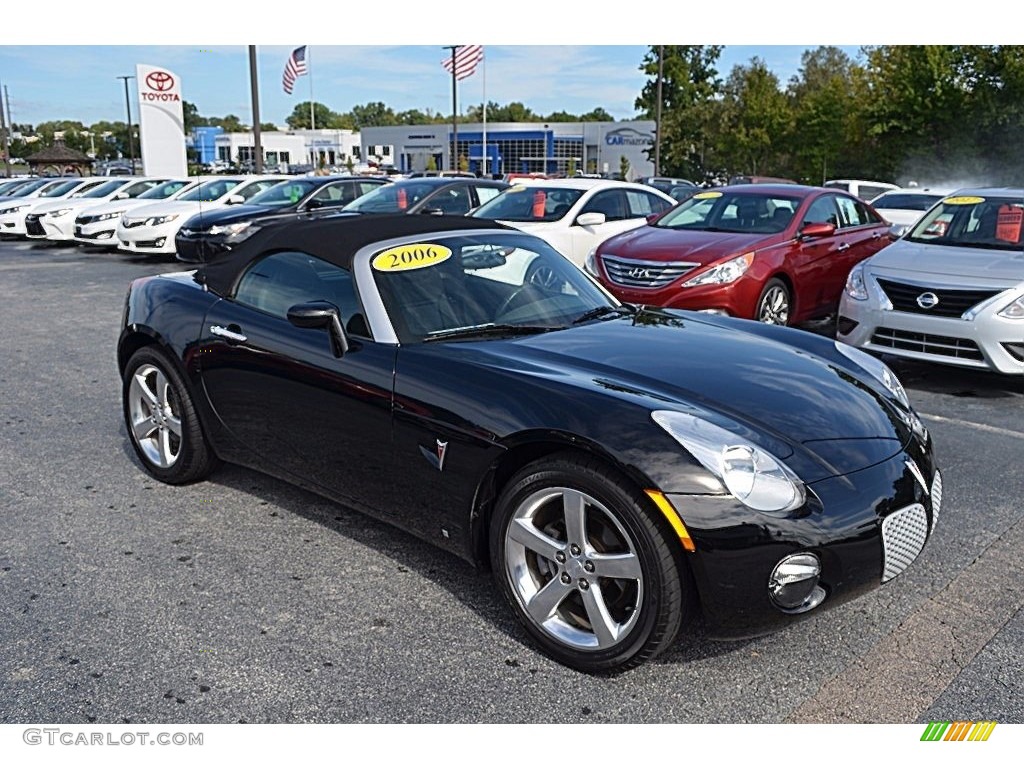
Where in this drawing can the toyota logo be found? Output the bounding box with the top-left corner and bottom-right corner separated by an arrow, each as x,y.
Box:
916,292 -> 940,309
145,71 -> 175,92
627,267 -> 653,280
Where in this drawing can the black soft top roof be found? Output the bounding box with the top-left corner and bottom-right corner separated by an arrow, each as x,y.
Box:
194,213 -> 513,296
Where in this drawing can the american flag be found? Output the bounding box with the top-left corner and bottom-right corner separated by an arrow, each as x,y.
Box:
282,46 -> 308,94
441,45 -> 484,81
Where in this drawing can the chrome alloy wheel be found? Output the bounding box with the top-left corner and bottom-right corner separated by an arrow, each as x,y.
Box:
504,487 -> 644,650
758,284 -> 790,325
127,363 -> 183,469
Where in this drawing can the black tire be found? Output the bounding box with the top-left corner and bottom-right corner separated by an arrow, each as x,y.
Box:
755,278 -> 792,325
489,452 -> 694,673
122,346 -> 219,484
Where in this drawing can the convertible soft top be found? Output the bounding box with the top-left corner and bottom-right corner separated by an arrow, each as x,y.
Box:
193,213 -> 513,296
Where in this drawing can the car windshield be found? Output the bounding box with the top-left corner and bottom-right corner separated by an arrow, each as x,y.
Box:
471,186 -> 586,222
870,193 -> 944,212
247,180 -> 317,207
654,190 -> 803,234
905,195 -> 1024,250
9,179 -> 55,197
38,180 -> 84,198
178,179 -> 242,202
371,233 -> 616,343
342,181 -> 442,213
81,180 -> 130,198
138,180 -> 193,200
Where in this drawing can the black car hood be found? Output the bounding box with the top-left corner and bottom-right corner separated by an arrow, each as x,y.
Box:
447,313 -> 909,482
182,203 -> 296,230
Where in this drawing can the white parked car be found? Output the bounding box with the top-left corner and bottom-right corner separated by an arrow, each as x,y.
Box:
0,177 -> 107,237
73,178 -> 197,246
823,179 -> 900,202
469,178 -> 675,267
116,175 -> 286,256
868,187 -> 955,236
25,178 -> 167,242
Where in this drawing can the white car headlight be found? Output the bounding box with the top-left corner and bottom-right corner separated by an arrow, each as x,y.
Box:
844,263 -> 869,301
682,252 -> 753,287
652,410 -> 805,514
207,221 -> 252,237
0,204 -> 30,216
834,340 -> 910,409
98,211 -> 124,221
584,248 -> 599,276
997,294 -> 1024,319
48,208 -> 73,218
146,214 -> 179,226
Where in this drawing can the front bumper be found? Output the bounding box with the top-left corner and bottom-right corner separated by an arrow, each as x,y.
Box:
25,213 -> 75,241
74,215 -> 123,245
116,222 -> 179,254
596,261 -> 763,318
838,284 -> 1024,375
174,232 -> 231,262
0,210 -> 31,236
672,442 -> 939,639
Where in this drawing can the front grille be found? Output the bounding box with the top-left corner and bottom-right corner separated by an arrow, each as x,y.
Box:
930,471 -> 943,535
881,503 -> 929,582
601,255 -> 698,288
133,239 -> 164,248
876,278 -> 1001,318
25,215 -> 45,236
871,327 -> 984,361
77,215 -> 96,226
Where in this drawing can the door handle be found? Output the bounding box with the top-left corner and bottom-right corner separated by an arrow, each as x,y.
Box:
837,243 -> 851,252
210,325 -> 247,343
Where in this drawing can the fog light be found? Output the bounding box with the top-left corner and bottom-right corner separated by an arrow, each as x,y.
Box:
769,553 -> 825,612
155,237 -> 166,247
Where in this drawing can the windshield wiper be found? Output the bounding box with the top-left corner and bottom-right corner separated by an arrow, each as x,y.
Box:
571,305 -> 638,325
424,323 -> 561,342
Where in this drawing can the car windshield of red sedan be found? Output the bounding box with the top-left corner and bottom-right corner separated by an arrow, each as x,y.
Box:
471,186 -> 586,222
906,195 -> 1024,250
371,233 -> 613,343
654,191 -> 803,235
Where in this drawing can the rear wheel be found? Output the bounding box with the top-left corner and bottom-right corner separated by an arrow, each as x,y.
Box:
122,346 -> 219,484
756,278 -> 791,325
490,453 -> 693,673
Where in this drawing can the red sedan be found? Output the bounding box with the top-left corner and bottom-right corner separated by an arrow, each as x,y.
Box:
586,185 -> 891,325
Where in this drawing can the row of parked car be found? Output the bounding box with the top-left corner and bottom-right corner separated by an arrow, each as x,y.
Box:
2,172 -> 1021,376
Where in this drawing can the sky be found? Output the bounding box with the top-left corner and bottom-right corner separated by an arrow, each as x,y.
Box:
0,1 -> 1008,130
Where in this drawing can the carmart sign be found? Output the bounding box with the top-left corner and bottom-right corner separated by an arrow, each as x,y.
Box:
605,127 -> 654,147
136,63 -> 187,177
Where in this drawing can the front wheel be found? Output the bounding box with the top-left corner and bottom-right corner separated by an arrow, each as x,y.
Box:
490,453 -> 693,673
756,278 -> 791,325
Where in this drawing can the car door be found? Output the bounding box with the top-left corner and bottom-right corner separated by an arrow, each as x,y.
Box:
567,189 -> 638,265
198,249 -> 397,515
832,194 -> 889,299
789,193 -> 846,320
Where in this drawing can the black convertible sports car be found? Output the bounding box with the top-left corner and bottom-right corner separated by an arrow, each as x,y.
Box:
118,214 -> 940,673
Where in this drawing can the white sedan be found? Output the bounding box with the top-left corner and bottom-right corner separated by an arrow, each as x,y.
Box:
73,178 -> 197,246
469,178 -> 675,267
0,177 -> 108,237
116,175 -> 285,255
869,187 -> 955,235
26,178 -> 167,242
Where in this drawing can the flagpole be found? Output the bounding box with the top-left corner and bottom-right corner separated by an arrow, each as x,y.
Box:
445,45 -> 458,172
308,46 -> 316,168
481,51 -> 487,178
248,45 -> 263,174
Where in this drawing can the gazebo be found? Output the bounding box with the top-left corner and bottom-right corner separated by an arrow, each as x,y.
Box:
25,141 -> 93,177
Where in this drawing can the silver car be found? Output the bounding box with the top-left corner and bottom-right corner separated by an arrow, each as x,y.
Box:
837,188 -> 1024,375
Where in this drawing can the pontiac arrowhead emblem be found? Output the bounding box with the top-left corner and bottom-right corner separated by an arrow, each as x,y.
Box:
419,439 -> 449,472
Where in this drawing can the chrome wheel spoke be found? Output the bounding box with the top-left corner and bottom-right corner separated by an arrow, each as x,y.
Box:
508,518 -> 563,563
133,371 -> 158,409
158,427 -> 176,468
526,575 -> 573,624
590,551 -> 642,581
562,489 -> 588,550
580,583 -> 619,647
154,370 -> 170,408
132,415 -> 158,442
164,412 -> 182,438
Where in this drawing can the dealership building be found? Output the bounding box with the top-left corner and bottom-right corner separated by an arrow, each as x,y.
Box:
358,120 -> 657,178
191,128 -> 365,170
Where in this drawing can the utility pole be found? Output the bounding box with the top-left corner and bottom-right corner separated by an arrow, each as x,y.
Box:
655,45 -> 664,177
117,75 -> 136,173
0,81 -> 11,178
248,46 -> 263,174
445,45 -> 458,172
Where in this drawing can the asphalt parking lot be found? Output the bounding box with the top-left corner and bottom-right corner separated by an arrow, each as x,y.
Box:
1,238 -> 1022,724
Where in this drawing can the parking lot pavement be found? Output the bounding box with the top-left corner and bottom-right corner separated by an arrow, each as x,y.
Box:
1,239 -> 1022,723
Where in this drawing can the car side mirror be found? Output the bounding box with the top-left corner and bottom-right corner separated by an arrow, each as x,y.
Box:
225,194 -> 245,205
645,213 -> 660,224
888,223 -> 908,240
287,301 -> 349,357
799,222 -> 835,239
575,212 -> 606,227
420,207 -> 445,216
114,192 -> 130,200
303,198 -> 324,210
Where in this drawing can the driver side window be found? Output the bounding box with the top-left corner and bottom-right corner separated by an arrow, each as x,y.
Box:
804,195 -> 840,228
581,191 -> 627,221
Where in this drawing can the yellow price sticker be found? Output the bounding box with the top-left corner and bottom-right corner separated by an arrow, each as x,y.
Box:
942,196 -> 985,205
693,191 -> 723,199
372,243 -> 452,272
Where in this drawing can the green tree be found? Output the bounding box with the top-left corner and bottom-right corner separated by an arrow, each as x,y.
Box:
545,110 -> 579,122
567,156 -> 577,176
579,107 -> 615,122
349,102 -> 397,129
715,58 -> 792,178
635,45 -> 723,180
458,153 -> 469,172
619,155 -> 630,180
285,101 -> 338,130
426,154 -> 437,171
182,100 -> 201,133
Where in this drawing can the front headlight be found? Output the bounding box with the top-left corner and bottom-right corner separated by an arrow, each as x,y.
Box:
834,340 -> 910,409
48,208 -> 73,218
207,221 -> 252,237
97,211 -> 124,221
584,248 -> 599,276
844,263 -> 869,300
682,252 -> 754,287
146,214 -> 179,226
0,204 -> 30,216
651,410 -> 805,515
997,294 -> 1024,319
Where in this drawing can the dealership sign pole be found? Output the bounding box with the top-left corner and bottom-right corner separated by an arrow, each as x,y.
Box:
135,64 -> 188,178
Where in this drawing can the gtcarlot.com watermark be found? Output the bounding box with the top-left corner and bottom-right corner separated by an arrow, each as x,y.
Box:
23,728 -> 203,747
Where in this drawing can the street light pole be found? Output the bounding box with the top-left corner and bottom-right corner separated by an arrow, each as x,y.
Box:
0,80 -> 11,178
117,75 -> 136,173
655,45 -> 664,178
248,46 -> 263,174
